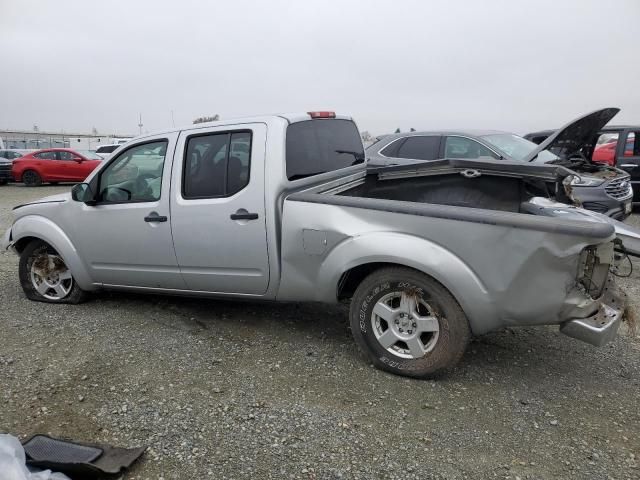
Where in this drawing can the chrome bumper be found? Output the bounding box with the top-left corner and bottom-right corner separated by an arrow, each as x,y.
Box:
560,279 -> 626,347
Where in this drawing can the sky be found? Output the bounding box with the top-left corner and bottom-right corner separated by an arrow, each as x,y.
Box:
1,0 -> 639,137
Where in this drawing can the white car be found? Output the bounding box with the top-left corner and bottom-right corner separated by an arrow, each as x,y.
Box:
94,144 -> 122,159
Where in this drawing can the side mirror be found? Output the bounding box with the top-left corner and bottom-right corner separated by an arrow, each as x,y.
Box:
71,183 -> 96,204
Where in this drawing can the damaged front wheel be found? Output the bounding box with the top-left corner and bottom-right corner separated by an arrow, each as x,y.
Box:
349,267 -> 470,378
19,240 -> 88,304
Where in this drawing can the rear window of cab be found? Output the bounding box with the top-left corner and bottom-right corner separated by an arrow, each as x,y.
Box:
286,119 -> 364,180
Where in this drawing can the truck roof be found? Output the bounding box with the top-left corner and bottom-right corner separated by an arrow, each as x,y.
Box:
133,112 -> 354,142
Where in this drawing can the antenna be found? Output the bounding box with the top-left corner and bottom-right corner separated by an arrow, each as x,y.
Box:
138,114 -> 143,135
170,110 -> 175,127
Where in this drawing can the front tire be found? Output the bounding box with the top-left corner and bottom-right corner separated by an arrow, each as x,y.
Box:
19,240 -> 88,304
349,267 -> 470,378
22,170 -> 42,187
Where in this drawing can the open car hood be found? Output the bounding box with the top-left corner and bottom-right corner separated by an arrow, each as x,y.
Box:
523,107 -> 620,163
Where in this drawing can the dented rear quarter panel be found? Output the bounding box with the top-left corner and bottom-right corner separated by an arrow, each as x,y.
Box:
278,194 -> 615,336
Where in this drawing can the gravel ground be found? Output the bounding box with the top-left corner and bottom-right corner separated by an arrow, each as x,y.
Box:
1,184 -> 639,480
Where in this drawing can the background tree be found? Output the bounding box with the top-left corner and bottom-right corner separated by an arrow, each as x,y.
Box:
394,128 -> 401,133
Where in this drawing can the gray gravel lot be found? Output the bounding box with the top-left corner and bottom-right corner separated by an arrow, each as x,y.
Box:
1,184 -> 639,480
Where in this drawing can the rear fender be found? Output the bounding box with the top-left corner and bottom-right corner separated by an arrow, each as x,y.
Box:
8,215 -> 95,290
297,232 -> 492,334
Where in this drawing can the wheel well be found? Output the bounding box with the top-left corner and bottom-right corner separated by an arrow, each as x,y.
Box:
21,169 -> 40,180
337,262 -> 423,300
13,236 -> 40,254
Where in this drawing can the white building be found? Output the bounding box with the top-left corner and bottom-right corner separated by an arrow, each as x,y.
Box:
0,129 -> 134,151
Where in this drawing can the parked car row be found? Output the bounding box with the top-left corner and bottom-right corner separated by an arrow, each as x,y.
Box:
0,142 -> 126,186
2,110 -> 640,379
6,148 -> 103,186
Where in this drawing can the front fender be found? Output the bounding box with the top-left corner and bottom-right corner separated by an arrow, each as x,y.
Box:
280,231 -> 493,335
8,215 -> 95,290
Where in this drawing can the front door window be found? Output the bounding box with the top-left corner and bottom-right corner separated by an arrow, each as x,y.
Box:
98,141 -> 167,203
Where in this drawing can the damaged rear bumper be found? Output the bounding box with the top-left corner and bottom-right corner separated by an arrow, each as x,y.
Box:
560,279 -> 626,346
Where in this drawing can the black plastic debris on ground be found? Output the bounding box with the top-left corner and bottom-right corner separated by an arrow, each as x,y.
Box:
22,434 -> 145,478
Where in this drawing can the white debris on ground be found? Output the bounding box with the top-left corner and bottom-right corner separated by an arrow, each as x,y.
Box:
0,434 -> 70,480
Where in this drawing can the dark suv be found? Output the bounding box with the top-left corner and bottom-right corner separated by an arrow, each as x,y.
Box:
367,108 -> 633,220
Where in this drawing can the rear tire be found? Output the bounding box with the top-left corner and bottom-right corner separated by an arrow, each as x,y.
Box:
349,267 -> 470,378
0,179 -> 7,186
19,240 -> 88,304
22,170 -> 42,187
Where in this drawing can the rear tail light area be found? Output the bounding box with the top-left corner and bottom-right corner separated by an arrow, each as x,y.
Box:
578,243 -> 614,298
308,111 -> 336,119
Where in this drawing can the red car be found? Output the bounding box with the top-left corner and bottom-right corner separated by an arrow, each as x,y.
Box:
12,148 -> 103,186
592,137 -> 635,166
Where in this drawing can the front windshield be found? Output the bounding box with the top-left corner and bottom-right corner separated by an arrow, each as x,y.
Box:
482,133 -> 559,163
78,150 -> 103,160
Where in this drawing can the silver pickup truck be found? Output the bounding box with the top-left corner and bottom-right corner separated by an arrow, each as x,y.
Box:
1,112 -> 627,378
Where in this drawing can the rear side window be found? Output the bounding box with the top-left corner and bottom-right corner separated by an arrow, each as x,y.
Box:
444,136 -> 499,159
286,119 -> 364,181
183,131 -> 251,199
58,151 -> 80,160
34,151 -> 56,159
394,136 -> 441,161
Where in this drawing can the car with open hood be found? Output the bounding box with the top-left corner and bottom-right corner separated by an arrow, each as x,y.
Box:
367,108 -> 633,220
526,123 -> 640,205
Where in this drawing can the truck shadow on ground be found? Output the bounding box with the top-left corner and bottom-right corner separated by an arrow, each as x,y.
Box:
93,290 -> 638,382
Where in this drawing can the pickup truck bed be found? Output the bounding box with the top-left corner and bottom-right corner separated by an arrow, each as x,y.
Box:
279,166 -> 618,339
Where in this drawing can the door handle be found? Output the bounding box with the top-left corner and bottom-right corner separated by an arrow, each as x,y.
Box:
620,164 -> 637,168
144,213 -> 167,223
230,210 -> 259,221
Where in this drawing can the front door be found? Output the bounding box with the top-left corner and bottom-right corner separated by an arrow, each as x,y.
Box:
56,150 -> 86,181
70,134 -> 186,289
616,130 -> 640,203
170,123 -> 270,294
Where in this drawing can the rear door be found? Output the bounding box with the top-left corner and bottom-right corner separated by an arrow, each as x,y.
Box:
32,151 -> 57,179
170,123 -> 270,294
616,129 -> 640,202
